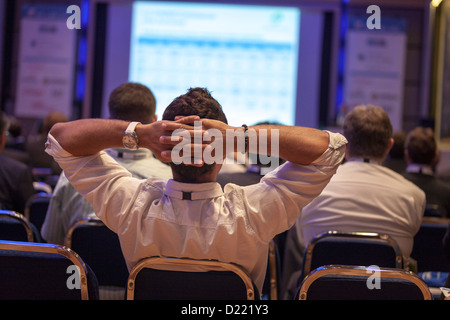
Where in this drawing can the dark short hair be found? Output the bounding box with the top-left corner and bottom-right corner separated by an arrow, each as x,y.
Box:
389,130 -> 406,159
163,87 -> 227,123
406,126 -> 436,165
108,82 -> 156,124
162,87 -> 227,182
343,105 -> 393,159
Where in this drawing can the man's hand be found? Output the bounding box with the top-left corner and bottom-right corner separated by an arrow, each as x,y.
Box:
139,115 -> 207,165
154,117 -> 235,166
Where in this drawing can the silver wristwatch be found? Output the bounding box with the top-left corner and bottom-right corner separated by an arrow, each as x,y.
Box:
122,121 -> 141,150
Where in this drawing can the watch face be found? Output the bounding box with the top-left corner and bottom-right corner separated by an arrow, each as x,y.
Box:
123,133 -> 138,149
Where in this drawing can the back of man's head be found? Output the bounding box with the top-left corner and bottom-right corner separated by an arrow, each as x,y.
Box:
162,87 -> 227,182
343,105 -> 393,161
163,87 -> 227,123
42,111 -> 68,134
108,82 -> 156,124
405,126 -> 436,165
389,130 -> 406,159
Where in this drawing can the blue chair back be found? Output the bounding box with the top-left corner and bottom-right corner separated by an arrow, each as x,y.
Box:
0,240 -> 99,299
65,217 -> 129,288
24,192 -> 51,236
127,257 -> 258,300
297,265 -> 431,300
302,231 -> 403,280
411,217 -> 450,273
0,210 -> 42,242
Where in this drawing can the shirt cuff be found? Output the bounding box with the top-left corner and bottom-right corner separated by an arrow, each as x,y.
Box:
311,131 -> 347,167
45,133 -> 73,159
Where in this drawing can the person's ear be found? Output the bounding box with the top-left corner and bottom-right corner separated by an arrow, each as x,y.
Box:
387,137 -> 394,153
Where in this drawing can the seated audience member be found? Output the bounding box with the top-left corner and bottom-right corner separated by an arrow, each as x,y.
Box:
281,105 -> 426,299
41,82 -> 172,244
45,87 -> 347,295
0,112 -> 35,213
2,115 -> 30,165
26,111 -> 68,175
383,130 -> 407,173
402,126 -> 450,218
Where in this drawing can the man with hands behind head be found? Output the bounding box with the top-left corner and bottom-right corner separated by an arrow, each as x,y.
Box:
41,82 -> 172,244
45,87 -> 346,295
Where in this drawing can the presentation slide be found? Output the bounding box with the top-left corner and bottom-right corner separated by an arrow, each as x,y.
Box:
128,1 -> 301,126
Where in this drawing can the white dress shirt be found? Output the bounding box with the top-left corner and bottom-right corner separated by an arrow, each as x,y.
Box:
295,159 -> 426,260
45,131 -> 347,293
41,148 -> 172,243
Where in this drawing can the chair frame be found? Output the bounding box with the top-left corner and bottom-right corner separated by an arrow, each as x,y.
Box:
126,256 -> 257,300
302,231 -> 404,277
0,210 -> 35,242
298,265 -> 432,300
421,216 -> 450,225
267,239 -> 278,300
0,240 -> 92,299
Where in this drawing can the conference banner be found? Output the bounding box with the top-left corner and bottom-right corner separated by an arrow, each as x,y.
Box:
15,4 -> 76,118
343,16 -> 407,130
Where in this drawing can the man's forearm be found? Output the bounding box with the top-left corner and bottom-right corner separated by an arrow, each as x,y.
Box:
248,125 -> 330,165
49,119 -> 129,156
48,116 -> 200,158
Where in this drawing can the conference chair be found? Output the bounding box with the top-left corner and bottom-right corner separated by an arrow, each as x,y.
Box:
0,240 -> 99,299
411,217 -> 450,273
301,231 -> 403,280
24,192 -> 51,235
126,256 -> 258,300
296,265 -> 432,300
411,217 -> 450,297
423,204 -> 446,218
0,210 -> 42,242
65,217 -> 129,299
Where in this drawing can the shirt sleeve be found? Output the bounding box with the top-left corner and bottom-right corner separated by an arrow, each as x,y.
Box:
236,131 -> 347,242
45,133 -> 142,232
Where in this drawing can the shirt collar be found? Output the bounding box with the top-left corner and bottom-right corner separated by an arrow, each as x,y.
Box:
164,179 -> 224,200
406,163 -> 434,175
105,148 -> 152,160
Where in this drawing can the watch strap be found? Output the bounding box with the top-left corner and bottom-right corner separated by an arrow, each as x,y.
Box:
125,121 -> 141,134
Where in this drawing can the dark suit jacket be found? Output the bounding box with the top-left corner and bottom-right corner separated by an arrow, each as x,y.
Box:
402,171 -> 450,218
0,154 -> 35,213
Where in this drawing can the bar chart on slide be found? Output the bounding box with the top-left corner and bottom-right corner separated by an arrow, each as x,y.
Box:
129,1 -> 300,126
